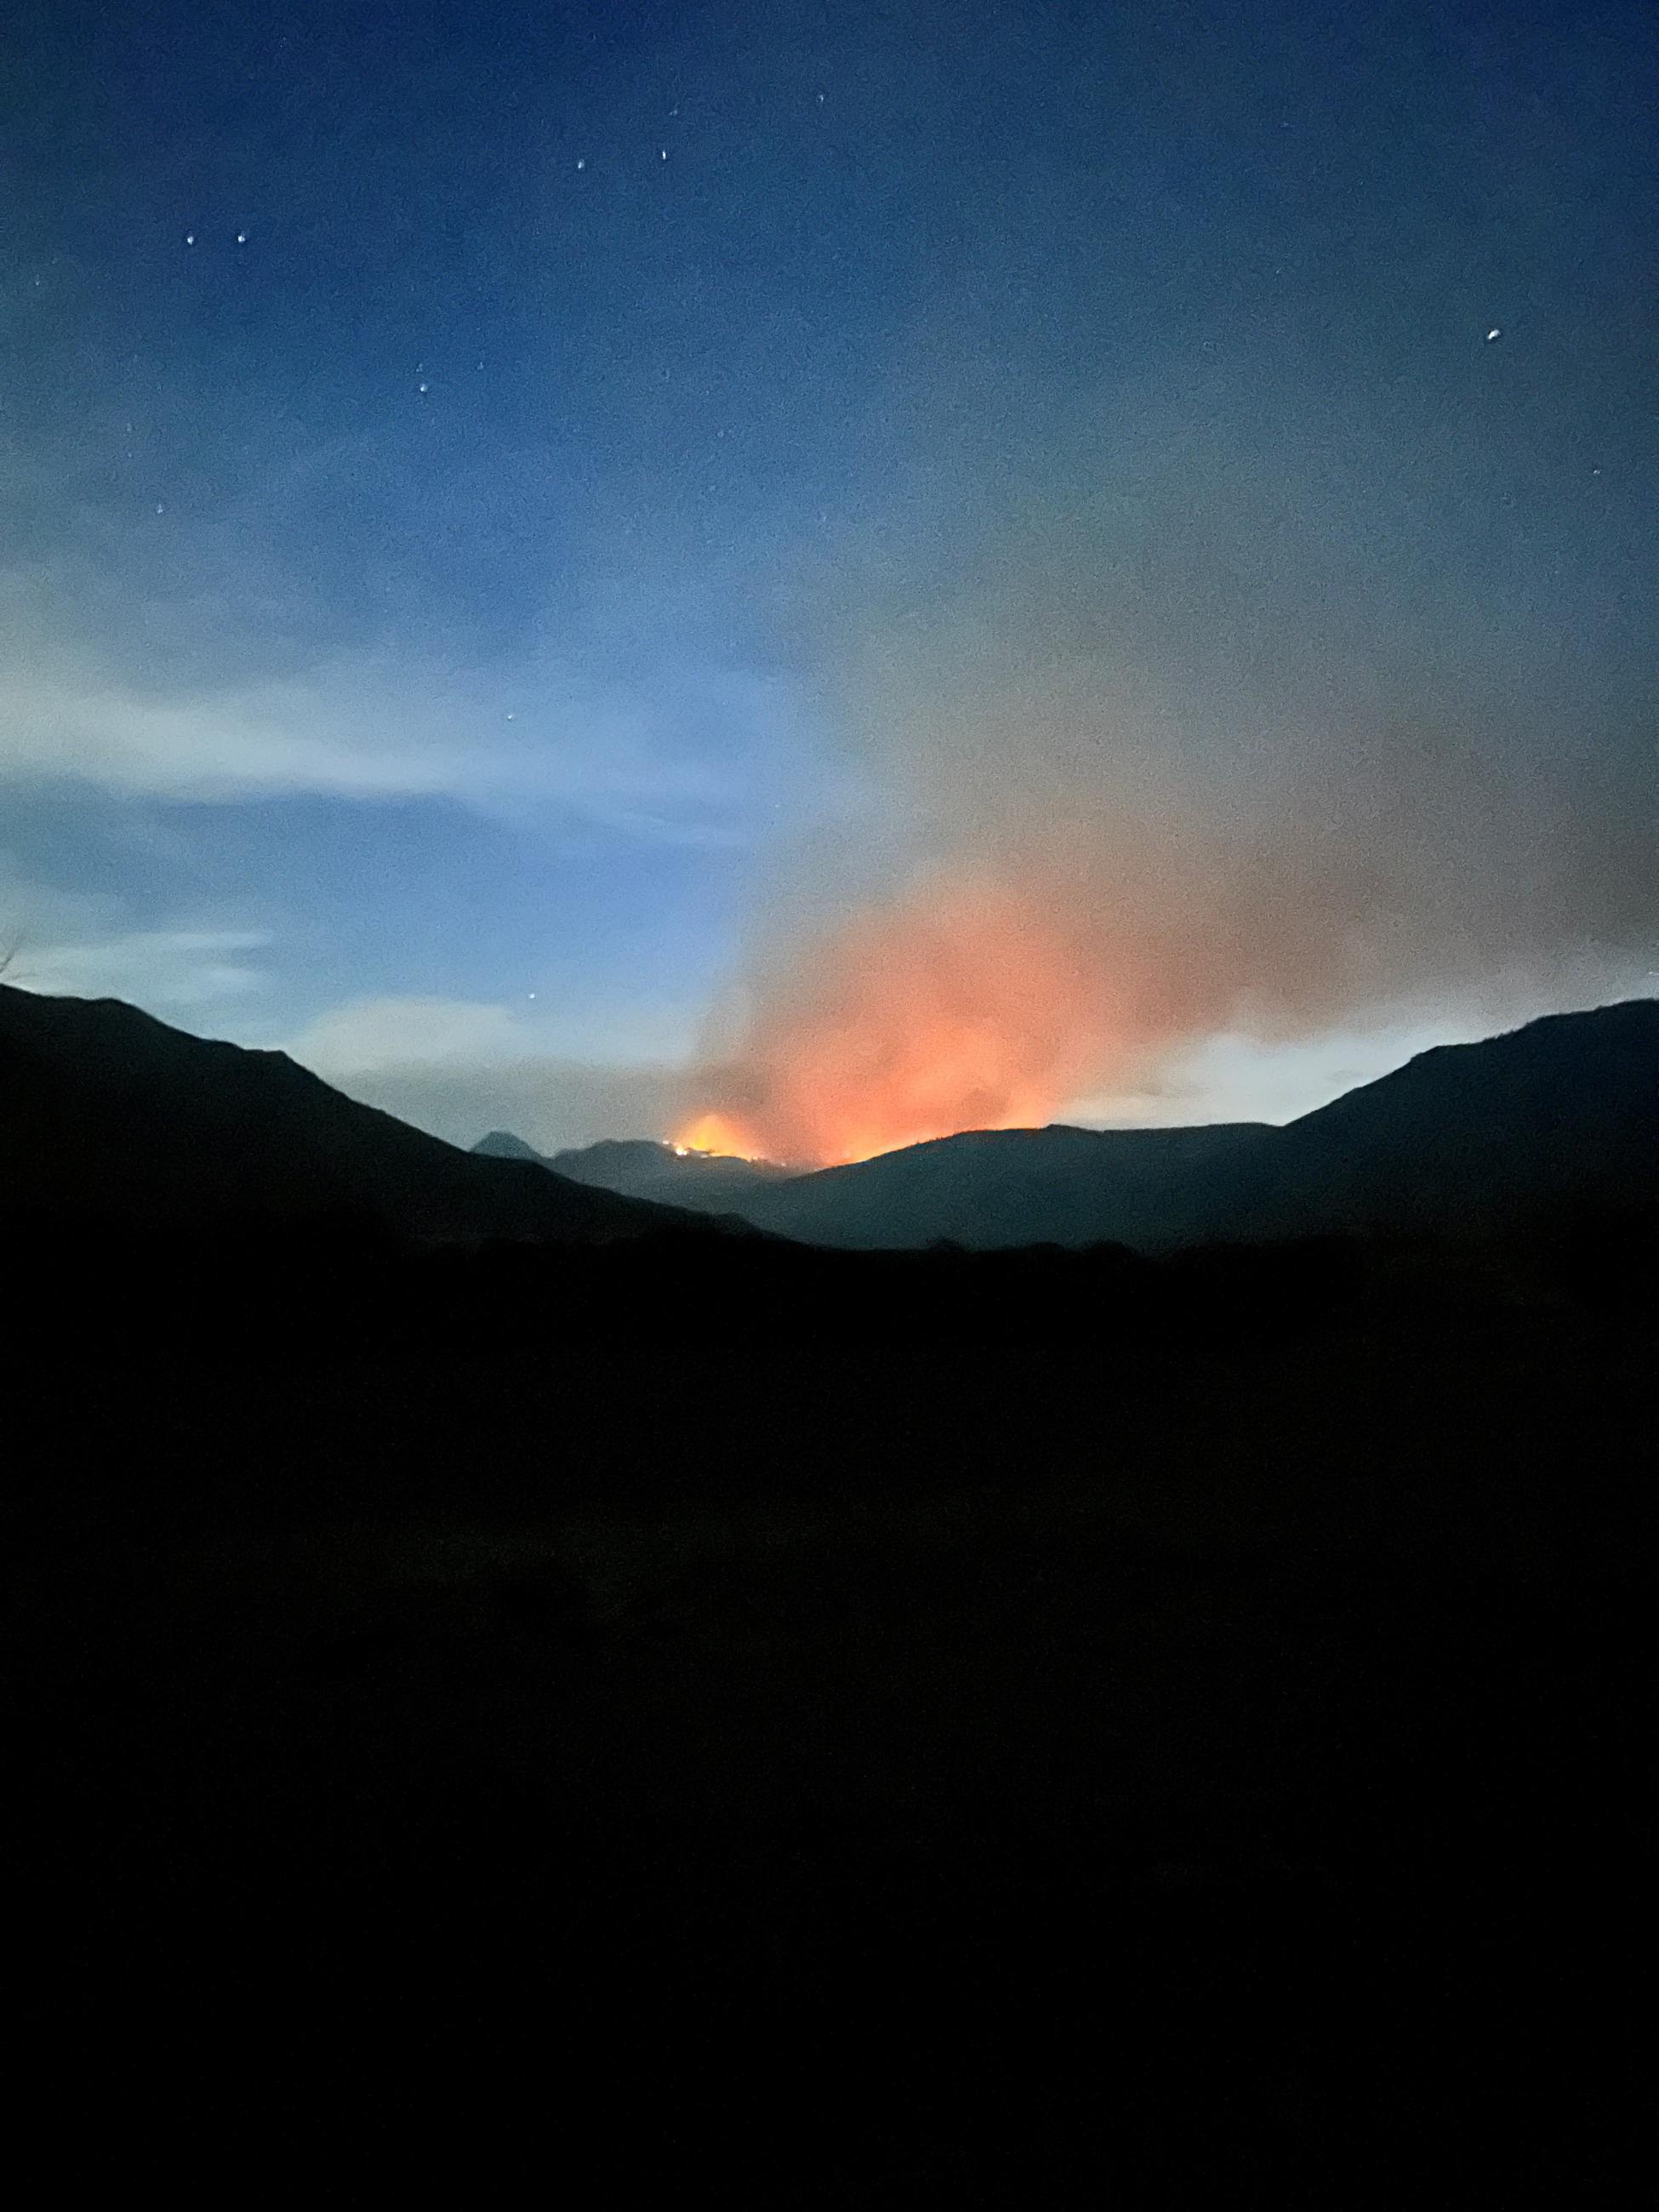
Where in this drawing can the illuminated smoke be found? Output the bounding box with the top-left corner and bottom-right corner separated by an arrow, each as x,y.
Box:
681,873 -> 1116,1164
677,738 -> 1653,1167
671,1109 -> 767,1159
677,470 -> 1656,1167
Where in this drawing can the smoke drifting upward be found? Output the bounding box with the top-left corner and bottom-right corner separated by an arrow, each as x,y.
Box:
681,833 -> 1372,1164
680,329 -> 1656,1166
678,664 -> 1656,1166
681,875 -> 1117,1163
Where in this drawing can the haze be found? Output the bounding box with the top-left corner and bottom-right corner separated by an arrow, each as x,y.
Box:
3,2 -> 1654,1155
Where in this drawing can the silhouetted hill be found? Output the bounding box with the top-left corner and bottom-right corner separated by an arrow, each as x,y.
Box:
0,985 -> 734,1244
473,1130 -> 546,1165
545,1000 -> 1656,1251
476,1131 -> 793,1213
738,1121 -> 1272,1249
1217,997 -> 1659,1240
8,995 -> 1650,2199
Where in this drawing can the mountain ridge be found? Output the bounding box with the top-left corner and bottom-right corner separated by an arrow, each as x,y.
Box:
476,999 -> 1658,1250
0,984 -> 741,1246
478,1130 -> 795,1213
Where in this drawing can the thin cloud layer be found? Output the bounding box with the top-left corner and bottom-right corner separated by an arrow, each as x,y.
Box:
10,927 -> 272,1008
282,995 -> 687,1153
0,635 -> 771,837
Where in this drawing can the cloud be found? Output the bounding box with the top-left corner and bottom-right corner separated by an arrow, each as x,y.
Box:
282,995 -> 687,1151
0,554 -> 818,845
0,642 -> 765,835
283,996 -> 533,1074
8,926 -> 273,1007
0,863 -> 272,1008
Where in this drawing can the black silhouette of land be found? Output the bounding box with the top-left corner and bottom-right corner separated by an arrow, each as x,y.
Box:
486,998 -> 1659,1250
5,981 -> 1653,2199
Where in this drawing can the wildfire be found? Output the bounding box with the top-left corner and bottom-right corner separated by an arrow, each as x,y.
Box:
679,873 -> 1119,1167
669,1110 -> 764,1160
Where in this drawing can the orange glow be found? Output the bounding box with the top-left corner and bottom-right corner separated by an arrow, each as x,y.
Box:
670,1109 -> 764,1160
681,874 -> 1120,1166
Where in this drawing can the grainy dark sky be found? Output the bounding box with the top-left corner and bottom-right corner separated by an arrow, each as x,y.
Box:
3,2 -> 1654,1150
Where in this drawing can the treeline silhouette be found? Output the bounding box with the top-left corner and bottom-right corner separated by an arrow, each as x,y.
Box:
4,1204 -> 1370,1352
7,1197 -> 1651,1362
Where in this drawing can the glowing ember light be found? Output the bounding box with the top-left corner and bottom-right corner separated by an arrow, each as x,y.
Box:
670,1110 -> 763,1159
678,874 -> 1115,1166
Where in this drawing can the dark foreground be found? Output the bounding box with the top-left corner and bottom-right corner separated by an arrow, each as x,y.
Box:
7,1224 -> 1649,2201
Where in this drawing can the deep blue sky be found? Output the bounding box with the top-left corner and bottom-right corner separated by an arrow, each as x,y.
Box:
3,1 -> 1654,1147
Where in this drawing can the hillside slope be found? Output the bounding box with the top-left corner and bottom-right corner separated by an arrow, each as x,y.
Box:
496,1000 -> 1657,1251
737,1121 -> 1272,1249
1217,996 -> 1659,1241
0,986 -> 732,1244
476,1132 -> 793,1215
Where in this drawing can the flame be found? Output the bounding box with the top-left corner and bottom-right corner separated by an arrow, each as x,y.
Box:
682,874 -> 1119,1166
670,1109 -> 763,1160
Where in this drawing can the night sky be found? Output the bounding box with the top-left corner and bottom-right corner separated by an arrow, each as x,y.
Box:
4,2 -> 1655,1155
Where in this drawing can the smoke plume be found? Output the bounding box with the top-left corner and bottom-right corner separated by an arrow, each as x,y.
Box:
680,597 -> 1656,1163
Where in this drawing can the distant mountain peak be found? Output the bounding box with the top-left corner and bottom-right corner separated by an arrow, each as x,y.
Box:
14,983 -> 1649,1257
511,998 -> 1656,1251
468,1131 -> 793,1211
474,1130 -> 547,1162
